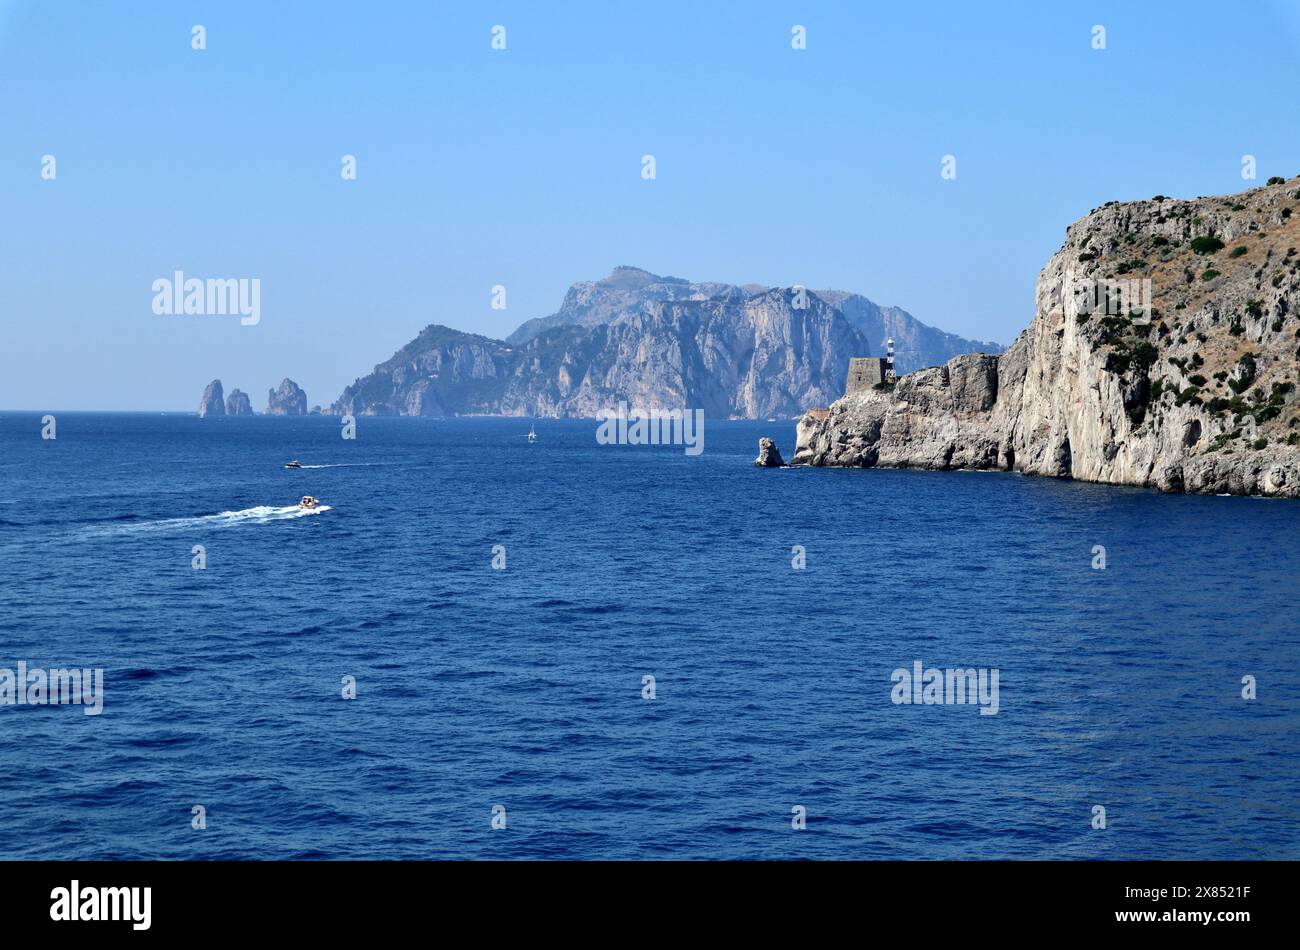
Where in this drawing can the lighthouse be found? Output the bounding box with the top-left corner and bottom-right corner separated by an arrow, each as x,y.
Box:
885,338 -> 897,383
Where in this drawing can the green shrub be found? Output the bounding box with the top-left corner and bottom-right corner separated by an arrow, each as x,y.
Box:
1230,246 -> 1248,258
1190,236 -> 1225,254
1228,353 -> 1258,395
1267,176 -> 1286,185
1201,269 -> 1221,281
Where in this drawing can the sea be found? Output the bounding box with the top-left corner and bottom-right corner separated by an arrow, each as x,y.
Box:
0,412 -> 1297,860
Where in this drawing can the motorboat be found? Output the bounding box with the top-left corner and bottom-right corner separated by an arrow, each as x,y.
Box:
285,460 -> 303,469
299,495 -> 321,510
527,425 -> 537,443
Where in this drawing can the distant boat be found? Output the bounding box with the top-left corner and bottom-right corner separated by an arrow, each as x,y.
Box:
527,425 -> 537,443
285,460 -> 303,469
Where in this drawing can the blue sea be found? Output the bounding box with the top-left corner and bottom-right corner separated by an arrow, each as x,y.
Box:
1,412 -> 1297,860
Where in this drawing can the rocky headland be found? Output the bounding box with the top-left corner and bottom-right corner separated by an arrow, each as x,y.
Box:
791,178 -> 1300,498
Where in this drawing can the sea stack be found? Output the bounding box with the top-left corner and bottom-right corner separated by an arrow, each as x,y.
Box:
225,388 -> 254,415
266,378 -> 308,416
754,437 -> 786,467
198,379 -> 225,417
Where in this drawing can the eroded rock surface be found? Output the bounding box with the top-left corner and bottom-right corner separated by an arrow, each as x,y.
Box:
792,179 -> 1300,498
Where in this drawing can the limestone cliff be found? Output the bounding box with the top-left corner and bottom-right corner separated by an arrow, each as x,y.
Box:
792,178 -> 1300,498
508,266 -> 1000,376
333,280 -> 875,419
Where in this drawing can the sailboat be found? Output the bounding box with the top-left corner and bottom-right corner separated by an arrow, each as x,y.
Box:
527,424 -> 538,443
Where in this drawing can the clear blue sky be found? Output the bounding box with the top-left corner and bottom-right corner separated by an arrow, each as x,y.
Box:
3,0 -> 1299,410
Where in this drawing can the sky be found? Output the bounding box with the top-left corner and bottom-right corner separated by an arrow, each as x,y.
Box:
2,0 -> 1299,411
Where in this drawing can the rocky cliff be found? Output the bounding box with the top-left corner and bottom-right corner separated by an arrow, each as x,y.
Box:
225,388 -> 253,415
334,267 -> 996,419
198,379 -> 224,417
334,281 -> 870,418
508,266 -> 998,375
332,326 -> 515,417
266,378 -> 308,416
792,178 -> 1300,498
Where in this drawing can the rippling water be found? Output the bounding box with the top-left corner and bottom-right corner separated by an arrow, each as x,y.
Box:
0,412 -> 1297,859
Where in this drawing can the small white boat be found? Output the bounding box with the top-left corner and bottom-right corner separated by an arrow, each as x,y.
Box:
285,460 -> 303,469
527,425 -> 537,443
299,495 -> 321,510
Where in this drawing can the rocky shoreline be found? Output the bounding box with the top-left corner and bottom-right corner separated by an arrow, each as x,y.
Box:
786,179 -> 1300,499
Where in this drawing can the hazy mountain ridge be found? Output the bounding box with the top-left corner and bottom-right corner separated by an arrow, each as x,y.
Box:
332,266 -> 1000,419
814,289 -> 1005,375
508,266 -> 1002,377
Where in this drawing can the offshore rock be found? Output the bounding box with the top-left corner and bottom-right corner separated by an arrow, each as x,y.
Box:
198,379 -> 224,417
754,437 -> 786,467
225,388 -> 253,415
266,378 -> 308,416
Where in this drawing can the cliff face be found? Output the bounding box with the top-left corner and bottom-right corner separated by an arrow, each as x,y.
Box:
333,266 -> 1001,419
225,388 -> 253,415
266,378 -> 308,416
497,288 -> 866,418
508,266 -> 999,372
793,178 -> 1300,498
333,283 -> 871,418
198,379 -> 224,417
332,326 -> 515,417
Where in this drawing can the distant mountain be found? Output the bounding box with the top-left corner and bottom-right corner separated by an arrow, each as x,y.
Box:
508,266 -> 1001,376
331,267 -> 1002,419
814,289 -> 1005,375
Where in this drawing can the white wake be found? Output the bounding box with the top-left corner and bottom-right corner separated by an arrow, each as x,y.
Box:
78,504 -> 331,539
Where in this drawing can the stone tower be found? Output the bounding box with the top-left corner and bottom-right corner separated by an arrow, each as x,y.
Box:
845,357 -> 889,395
